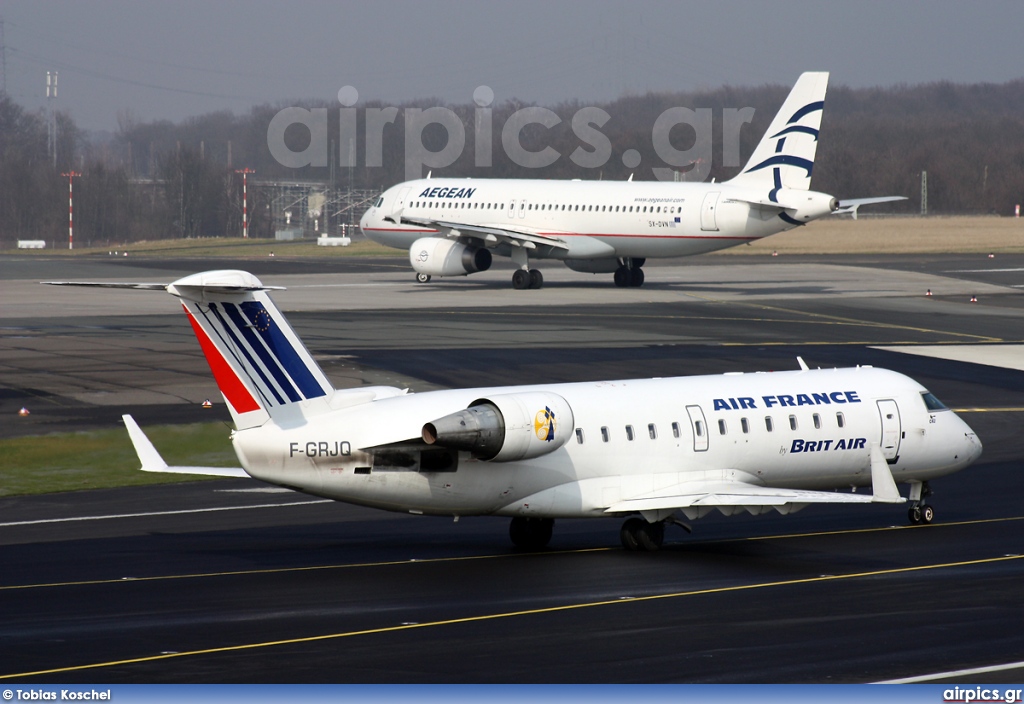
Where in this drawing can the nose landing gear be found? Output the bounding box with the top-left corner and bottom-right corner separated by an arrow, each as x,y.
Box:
907,480 -> 935,525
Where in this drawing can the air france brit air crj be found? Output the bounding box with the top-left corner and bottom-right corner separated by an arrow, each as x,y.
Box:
52,270 -> 981,550
360,72 -> 904,289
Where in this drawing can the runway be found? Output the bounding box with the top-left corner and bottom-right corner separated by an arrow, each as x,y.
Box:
2,253 -> 1024,682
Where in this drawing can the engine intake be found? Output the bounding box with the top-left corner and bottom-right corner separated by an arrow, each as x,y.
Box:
410,237 -> 492,277
422,391 -> 574,462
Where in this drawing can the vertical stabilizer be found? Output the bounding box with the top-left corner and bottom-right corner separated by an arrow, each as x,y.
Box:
168,270 -> 335,429
728,71 -> 829,193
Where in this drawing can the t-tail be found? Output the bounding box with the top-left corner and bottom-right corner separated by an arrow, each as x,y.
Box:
727,71 -> 829,194
169,270 -> 336,430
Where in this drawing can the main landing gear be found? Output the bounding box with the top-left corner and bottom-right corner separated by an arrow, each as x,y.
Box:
613,258 -> 645,288
510,247 -> 544,289
509,517 -> 554,550
512,268 -> 544,290
907,480 -> 936,525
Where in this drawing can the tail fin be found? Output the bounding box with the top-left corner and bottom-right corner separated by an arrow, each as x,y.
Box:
169,270 -> 334,429
728,71 -> 829,193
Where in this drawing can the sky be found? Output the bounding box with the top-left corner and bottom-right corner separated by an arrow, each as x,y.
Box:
3,0 -> 1024,132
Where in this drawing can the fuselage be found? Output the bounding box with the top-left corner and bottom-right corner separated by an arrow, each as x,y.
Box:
231,366 -> 981,519
360,177 -> 836,262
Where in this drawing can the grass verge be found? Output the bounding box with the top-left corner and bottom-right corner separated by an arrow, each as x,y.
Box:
0,422 -> 238,497
1,237 -> 402,258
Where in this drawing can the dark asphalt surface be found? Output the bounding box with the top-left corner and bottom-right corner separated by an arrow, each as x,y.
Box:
2,254 -> 1023,683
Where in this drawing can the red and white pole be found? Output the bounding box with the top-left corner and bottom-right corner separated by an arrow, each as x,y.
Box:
235,168 -> 255,238
62,171 -> 81,250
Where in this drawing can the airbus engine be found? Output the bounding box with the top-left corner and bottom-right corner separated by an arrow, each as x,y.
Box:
410,237 -> 492,277
422,392 -> 575,462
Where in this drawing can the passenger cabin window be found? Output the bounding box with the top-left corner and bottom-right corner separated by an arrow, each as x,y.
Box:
765,417 -> 774,432
836,412 -> 845,428
789,415 -> 798,430
671,422 -> 681,438
648,423 -> 657,439
625,425 -> 635,441
718,419 -> 727,435
741,417 -> 750,434
694,420 -> 705,437
575,428 -> 585,444
601,426 -> 610,442
813,413 -> 821,430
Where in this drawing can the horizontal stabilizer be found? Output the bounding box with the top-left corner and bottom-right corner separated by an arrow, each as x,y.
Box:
834,196 -> 908,219
44,281 -> 170,290
122,414 -> 249,478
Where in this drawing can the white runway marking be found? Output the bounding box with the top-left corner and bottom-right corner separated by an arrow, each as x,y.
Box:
876,659 -> 1024,683
0,500 -> 333,527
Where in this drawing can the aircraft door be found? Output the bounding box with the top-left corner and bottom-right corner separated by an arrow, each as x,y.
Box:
518,200 -> 527,218
507,199 -> 516,218
686,405 -> 709,452
391,187 -> 411,217
877,399 -> 902,461
700,191 -> 720,231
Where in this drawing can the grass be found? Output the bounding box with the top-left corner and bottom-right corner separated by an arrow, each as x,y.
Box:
1,237 -> 402,258
5,216 -> 1024,258
0,422 -> 239,497
727,215 -> 1024,255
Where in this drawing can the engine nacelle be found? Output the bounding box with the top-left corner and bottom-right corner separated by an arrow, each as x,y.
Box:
410,237 -> 492,277
422,391 -> 575,462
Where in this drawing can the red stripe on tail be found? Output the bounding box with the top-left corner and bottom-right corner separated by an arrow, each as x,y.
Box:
184,305 -> 261,414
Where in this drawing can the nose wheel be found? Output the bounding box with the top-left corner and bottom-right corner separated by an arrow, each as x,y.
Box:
415,273 -> 431,284
907,480 -> 935,525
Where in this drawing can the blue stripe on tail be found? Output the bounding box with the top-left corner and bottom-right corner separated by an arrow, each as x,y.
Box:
239,301 -> 327,400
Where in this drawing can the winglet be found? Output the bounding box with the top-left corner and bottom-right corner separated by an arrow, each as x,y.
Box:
123,414 -> 169,472
121,414 -> 250,478
869,443 -> 904,503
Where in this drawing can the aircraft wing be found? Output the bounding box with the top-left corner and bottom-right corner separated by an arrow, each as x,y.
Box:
606,444 -> 904,513
392,215 -> 570,252
122,414 -> 250,478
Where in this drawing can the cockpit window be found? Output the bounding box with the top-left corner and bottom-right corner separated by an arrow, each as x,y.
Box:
375,196 -> 384,207
921,392 -> 948,411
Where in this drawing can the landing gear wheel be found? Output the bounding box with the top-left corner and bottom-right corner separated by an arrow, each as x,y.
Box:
920,504 -> 935,524
509,517 -> 554,550
512,269 -> 531,290
636,521 -> 664,551
908,506 -> 922,525
630,267 -> 645,287
620,517 -> 644,551
416,273 -> 431,284
528,269 -> 544,289
620,518 -> 664,551
613,266 -> 630,288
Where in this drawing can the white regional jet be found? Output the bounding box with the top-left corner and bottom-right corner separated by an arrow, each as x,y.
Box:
360,72 -> 904,289
53,270 -> 981,550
